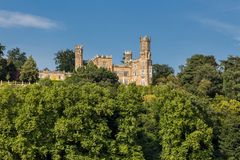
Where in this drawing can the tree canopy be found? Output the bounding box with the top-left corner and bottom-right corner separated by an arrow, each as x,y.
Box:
19,55 -> 39,83
1,42 -> 240,159
221,56 -> 240,100
152,64 -> 174,85
66,62 -> 119,87
178,54 -> 222,97
54,49 -> 75,72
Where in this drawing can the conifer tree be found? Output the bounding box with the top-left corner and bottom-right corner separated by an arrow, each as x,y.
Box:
20,55 -> 39,83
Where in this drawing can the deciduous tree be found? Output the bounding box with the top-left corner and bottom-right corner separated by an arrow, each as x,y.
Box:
152,64 -> 174,85
154,85 -> 213,159
54,49 -> 75,72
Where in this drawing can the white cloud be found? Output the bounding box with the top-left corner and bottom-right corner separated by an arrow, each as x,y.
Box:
197,18 -> 240,44
0,10 -> 57,29
198,18 -> 240,35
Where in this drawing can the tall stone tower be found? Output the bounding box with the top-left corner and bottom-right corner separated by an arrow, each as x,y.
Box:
75,45 -> 83,70
139,36 -> 152,85
140,36 -> 151,60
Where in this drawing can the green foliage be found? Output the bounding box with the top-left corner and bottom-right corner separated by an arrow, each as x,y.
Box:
6,60 -> 18,81
66,62 -> 119,87
0,43 -> 5,57
19,55 -> 39,83
152,64 -> 174,85
154,85 -> 213,160
0,83 -> 147,159
54,49 -> 75,72
211,96 -> 240,159
7,47 -> 27,70
0,57 -> 7,80
2,51 -> 240,159
138,93 -> 161,160
178,54 -> 222,97
221,56 -> 240,100
113,85 -> 145,159
0,85 -> 19,159
6,47 -> 27,81
38,78 -> 53,86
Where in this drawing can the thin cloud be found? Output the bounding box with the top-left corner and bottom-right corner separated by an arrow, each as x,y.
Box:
0,10 -> 57,29
198,18 -> 240,43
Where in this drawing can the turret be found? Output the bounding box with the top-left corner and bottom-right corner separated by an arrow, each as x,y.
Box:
123,50 -> 132,63
140,36 -> 151,59
75,45 -> 83,70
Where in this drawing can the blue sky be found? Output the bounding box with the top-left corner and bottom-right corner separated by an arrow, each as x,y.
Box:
1,0 -> 240,72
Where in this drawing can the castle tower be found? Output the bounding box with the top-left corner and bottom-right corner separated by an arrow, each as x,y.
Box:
140,36 -> 151,59
75,45 -> 83,70
123,51 -> 132,63
139,36 -> 152,85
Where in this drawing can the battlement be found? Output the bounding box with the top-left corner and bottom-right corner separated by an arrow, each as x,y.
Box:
140,35 -> 151,41
75,44 -> 83,49
94,54 -> 112,59
124,51 -> 132,55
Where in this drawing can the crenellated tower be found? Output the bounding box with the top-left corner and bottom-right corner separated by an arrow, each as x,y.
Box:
123,51 -> 132,63
140,36 -> 151,60
139,36 -> 152,85
75,45 -> 83,70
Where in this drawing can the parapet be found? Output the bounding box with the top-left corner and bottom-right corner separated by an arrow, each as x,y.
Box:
140,35 -> 151,41
124,50 -> 132,55
75,44 -> 83,49
95,54 -> 112,59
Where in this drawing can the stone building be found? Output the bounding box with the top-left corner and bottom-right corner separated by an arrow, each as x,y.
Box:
39,70 -> 72,80
75,36 -> 152,86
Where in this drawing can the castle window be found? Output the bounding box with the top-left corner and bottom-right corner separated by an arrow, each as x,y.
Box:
149,66 -> 152,78
141,79 -> 145,86
124,79 -> 128,84
142,61 -> 145,69
134,64 -> 137,69
102,61 -> 107,68
124,71 -> 128,77
119,79 -> 123,83
141,70 -> 144,78
133,71 -> 137,76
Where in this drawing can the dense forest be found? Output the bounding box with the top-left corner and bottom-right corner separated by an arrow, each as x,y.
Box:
1,43 -> 240,159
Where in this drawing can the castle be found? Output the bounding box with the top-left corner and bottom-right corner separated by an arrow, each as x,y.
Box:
39,36 -> 152,86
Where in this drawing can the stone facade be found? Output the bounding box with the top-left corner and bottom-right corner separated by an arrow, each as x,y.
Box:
75,45 -> 83,70
39,70 -> 72,81
75,36 -> 152,86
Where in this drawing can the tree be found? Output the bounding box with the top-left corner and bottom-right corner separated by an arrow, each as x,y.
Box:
210,96 -> 240,159
221,56 -> 240,100
6,48 -> 27,81
178,54 -> 222,97
152,64 -> 174,85
0,85 -> 24,159
7,48 -> 27,70
154,85 -> 213,159
0,57 -> 7,80
19,56 -> 39,83
0,43 -> 7,80
137,90 -> 161,160
38,78 -> 53,86
6,60 -> 18,81
54,49 -> 75,72
66,62 -> 119,87
0,43 -> 5,57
